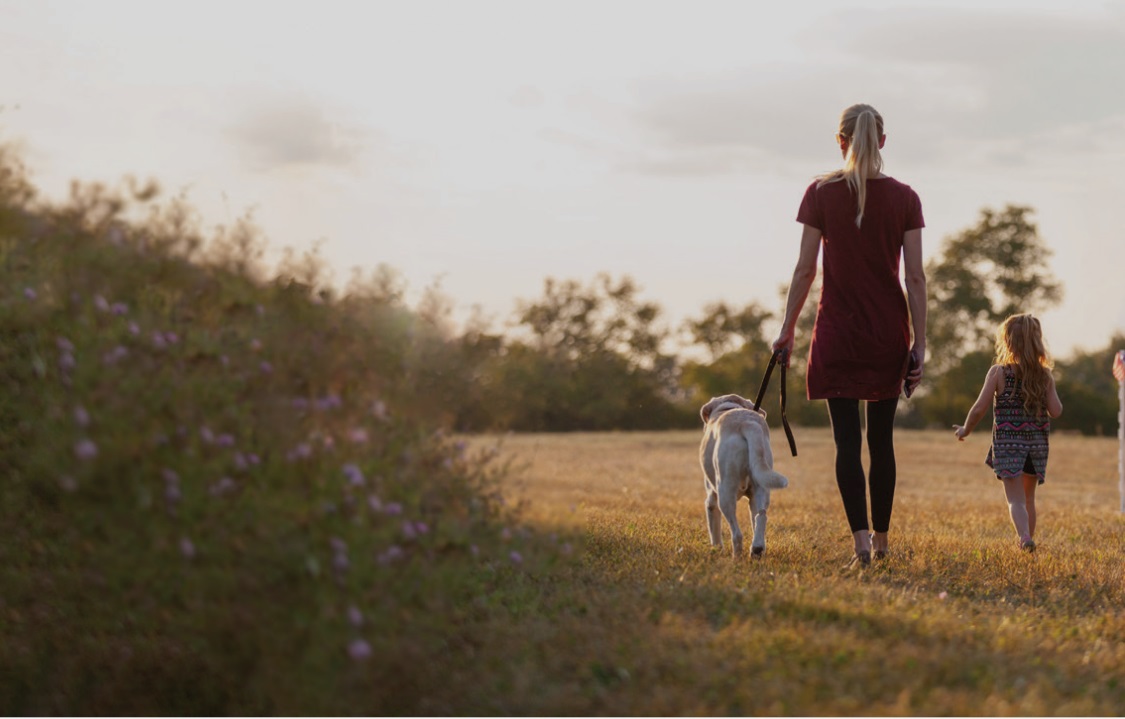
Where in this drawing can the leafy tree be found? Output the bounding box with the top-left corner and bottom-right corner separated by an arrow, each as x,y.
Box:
493,274 -> 691,430
684,301 -> 773,363
926,205 -> 1062,374
1053,333 -> 1125,436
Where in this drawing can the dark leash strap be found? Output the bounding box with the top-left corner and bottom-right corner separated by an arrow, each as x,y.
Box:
753,349 -> 798,457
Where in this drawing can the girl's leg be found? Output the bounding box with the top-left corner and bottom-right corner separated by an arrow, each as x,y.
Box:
1022,474 -> 1038,538
1002,477 -> 1032,543
866,397 -> 899,555
827,398 -> 871,555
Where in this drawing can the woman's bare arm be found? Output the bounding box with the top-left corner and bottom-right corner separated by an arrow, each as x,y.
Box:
902,228 -> 926,385
772,224 -> 822,358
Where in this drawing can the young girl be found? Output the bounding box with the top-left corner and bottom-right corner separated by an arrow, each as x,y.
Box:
953,314 -> 1064,551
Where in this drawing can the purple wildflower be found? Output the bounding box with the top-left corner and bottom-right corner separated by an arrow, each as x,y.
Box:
333,553 -> 350,573
23,287 -> 36,300
94,295 -> 110,312
415,522 -> 429,535
368,494 -> 383,512
102,346 -> 128,365
371,400 -> 388,421
470,545 -> 480,557
73,405 -> 90,427
347,605 -> 364,627
509,551 -> 523,565
250,338 -> 262,352
161,468 -> 179,484
59,475 -> 78,493
259,361 -> 273,374
111,302 -> 128,316
347,639 -> 372,661
215,433 -> 235,448
233,453 -> 248,471
128,321 -> 140,336
58,353 -> 76,372
287,442 -> 312,461
401,522 -> 417,541
220,354 -> 229,366
247,453 -> 260,465
330,537 -> 348,554
209,477 -> 236,496
74,439 -> 98,461
199,426 -> 215,444
377,545 -> 405,565
383,502 -> 403,516
291,398 -> 310,411
180,537 -> 196,559
165,484 -> 182,504
164,331 -> 179,344
255,304 -> 265,317
348,427 -> 368,444
152,332 -> 167,350
56,337 -> 74,352
342,463 -> 365,486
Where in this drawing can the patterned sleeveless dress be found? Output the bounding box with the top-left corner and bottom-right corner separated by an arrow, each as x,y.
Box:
986,365 -> 1049,484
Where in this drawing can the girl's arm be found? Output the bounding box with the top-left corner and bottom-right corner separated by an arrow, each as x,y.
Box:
772,224 -> 822,359
1046,374 -> 1064,418
953,365 -> 1002,440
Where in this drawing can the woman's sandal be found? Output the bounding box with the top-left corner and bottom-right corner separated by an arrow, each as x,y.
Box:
870,533 -> 888,560
846,551 -> 871,569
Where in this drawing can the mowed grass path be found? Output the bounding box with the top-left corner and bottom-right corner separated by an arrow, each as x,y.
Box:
455,428 -> 1125,716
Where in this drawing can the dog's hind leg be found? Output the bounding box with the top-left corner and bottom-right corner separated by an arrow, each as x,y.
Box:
749,488 -> 771,559
705,490 -> 723,547
717,483 -> 743,558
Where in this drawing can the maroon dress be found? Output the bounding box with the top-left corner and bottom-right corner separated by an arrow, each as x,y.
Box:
796,176 -> 924,400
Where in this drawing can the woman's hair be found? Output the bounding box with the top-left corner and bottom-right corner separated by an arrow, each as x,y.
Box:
817,103 -> 884,227
994,314 -> 1054,418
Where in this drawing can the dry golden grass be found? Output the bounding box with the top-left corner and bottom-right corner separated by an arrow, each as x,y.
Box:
450,428 -> 1125,716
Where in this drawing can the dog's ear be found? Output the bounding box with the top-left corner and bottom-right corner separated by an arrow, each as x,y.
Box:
700,397 -> 719,424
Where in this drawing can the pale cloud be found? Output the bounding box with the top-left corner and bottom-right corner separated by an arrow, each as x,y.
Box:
621,5 -> 1125,176
227,94 -> 368,173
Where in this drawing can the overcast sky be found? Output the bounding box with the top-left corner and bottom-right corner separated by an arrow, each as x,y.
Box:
3,0 -> 1124,356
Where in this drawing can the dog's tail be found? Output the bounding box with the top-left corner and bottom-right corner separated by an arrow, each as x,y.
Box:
742,423 -> 789,490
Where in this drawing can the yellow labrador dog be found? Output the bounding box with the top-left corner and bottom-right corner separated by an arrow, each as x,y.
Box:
699,394 -> 789,559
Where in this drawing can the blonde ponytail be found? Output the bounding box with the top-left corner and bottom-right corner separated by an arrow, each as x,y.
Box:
817,103 -> 885,227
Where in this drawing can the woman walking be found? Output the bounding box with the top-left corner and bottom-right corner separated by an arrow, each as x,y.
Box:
772,103 -> 927,567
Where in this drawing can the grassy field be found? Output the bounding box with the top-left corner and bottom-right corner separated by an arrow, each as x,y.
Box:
448,427 -> 1125,715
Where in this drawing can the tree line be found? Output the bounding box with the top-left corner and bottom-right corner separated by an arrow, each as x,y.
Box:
400,205 -> 1122,435
1,131 -> 1117,436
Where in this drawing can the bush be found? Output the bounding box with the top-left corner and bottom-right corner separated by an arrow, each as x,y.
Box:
0,158 -> 553,713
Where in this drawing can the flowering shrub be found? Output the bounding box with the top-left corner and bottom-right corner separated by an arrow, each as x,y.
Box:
0,155 -> 549,714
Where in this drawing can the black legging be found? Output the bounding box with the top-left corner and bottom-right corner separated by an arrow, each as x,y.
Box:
827,397 -> 899,534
